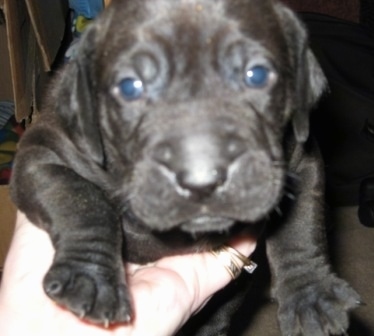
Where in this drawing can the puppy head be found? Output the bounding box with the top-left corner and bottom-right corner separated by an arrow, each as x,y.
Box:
58,0 -> 326,233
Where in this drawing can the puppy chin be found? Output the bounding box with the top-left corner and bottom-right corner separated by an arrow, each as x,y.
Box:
180,216 -> 235,233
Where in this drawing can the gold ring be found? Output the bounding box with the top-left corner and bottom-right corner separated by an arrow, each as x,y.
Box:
210,245 -> 257,280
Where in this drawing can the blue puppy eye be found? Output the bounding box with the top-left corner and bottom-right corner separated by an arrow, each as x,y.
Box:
118,77 -> 144,101
245,65 -> 271,88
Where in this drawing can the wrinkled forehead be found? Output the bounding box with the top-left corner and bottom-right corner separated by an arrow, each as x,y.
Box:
101,0 -> 284,53
140,0 -> 283,48
142,1 -> 230,43
97,0 -> 287,86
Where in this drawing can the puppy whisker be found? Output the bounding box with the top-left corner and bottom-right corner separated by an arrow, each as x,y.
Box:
274,206 -> 283,217
286,171 -> 300,182
284,191 -> 296,201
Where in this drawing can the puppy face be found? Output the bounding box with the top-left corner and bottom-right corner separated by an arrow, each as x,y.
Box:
65,0 -> 325,233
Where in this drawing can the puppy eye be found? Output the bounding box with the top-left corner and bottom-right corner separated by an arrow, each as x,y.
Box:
118,77 -> 144,101
244,65 -> 273,88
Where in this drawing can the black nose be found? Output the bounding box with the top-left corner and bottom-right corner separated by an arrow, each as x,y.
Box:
152,131 -> 246,199
176,167 -> 227,198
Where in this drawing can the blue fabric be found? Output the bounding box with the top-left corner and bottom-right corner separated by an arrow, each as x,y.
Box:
68,0 -> 104,19
0,101 -> 14,129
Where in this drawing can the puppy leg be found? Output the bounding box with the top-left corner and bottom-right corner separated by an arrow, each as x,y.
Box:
266,143 -> 360,336
11,145 -> 131,326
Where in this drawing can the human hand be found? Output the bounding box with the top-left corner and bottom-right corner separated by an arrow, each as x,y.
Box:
0,212 -> 256,336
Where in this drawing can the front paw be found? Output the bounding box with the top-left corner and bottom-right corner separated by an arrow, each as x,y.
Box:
43,261 -> 132,326
277,275 -> 360,336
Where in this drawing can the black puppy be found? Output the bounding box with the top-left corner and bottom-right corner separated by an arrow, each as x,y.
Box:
11,0 -> 360,335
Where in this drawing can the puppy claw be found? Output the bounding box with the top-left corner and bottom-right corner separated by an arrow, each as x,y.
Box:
104,318 -> 110,329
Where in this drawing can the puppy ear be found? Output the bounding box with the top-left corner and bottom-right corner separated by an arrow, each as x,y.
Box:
275,4 -> 327,143
53,25 -> 104,165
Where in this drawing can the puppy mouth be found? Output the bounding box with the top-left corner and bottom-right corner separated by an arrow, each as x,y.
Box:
180,216 -> 235,233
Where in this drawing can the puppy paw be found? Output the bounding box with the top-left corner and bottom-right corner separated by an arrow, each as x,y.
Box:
277,275 -> 360,336
43,262 -> 131,326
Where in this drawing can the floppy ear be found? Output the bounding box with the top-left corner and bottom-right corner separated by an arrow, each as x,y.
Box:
53,24 -> 104,165
275,4 -> 327,143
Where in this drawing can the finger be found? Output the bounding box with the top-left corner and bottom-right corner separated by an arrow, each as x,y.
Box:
152,236 -> 257,313
126,266 -> 193,335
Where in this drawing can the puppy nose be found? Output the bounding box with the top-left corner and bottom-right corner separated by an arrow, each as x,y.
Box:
177,166 -> 227,197
152,132 -> 245,199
